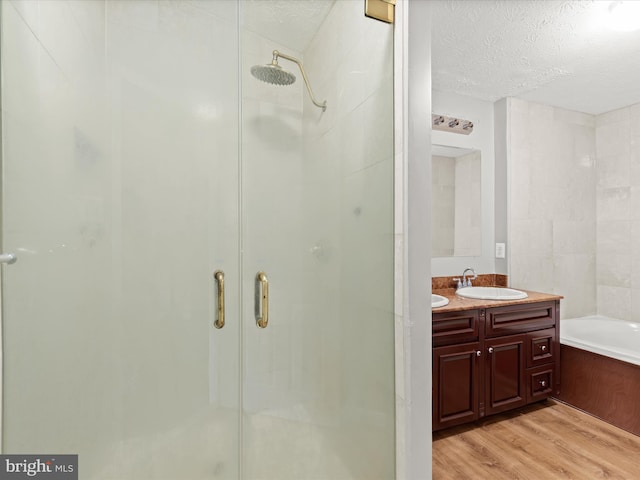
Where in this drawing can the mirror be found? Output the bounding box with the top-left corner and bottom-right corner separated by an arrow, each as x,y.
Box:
431,144 -> 481,258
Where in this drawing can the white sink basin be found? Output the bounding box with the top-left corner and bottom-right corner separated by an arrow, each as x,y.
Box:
455,287 -> 528,301
432,294 -> 449,308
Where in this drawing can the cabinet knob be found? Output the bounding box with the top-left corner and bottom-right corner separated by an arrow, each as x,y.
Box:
540,380 -> 547,387
488,347 -> 494,354
476,350 -> 482,357
541,345 -> 547,351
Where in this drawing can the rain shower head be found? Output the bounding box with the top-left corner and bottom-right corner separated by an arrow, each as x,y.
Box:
250,63 -> 296,86
251,50 -> 327,112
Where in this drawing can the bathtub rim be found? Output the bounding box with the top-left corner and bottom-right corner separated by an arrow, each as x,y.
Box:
560,315 -> 640,367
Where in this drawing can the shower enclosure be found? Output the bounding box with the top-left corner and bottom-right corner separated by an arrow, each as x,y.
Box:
0,0 -> 395,478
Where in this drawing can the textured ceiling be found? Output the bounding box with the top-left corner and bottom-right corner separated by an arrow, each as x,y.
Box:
431,0 -> 640,115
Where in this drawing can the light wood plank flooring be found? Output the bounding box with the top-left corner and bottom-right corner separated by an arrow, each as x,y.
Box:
433,400 -> 640,479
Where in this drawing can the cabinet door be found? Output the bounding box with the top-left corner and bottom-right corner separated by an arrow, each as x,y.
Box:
433,342 -> 481,431
485,334 -> 527,415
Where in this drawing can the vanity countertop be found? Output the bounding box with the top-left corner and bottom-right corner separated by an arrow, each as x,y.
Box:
432,288 -> 563,313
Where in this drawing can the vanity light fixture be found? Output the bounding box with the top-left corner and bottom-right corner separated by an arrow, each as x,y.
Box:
432,113 -> 474,135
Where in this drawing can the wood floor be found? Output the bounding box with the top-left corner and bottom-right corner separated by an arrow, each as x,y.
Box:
432,399 -> 640,479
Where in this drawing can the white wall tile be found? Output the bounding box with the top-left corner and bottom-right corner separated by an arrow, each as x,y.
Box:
592,103 -> 640,318
510,219 -> 553,257
630,288 -> 640,320
9,0 -> 40,31
629,102 -> 640,121
629,253 -> 640,289
511,95 -> 640,320
553,220 -> 595,255
553,254 -> 596,318
597,220 -> 631,255
630,221 -> 640,259
597,285 -> 631,320
597,187 -> 630,221
554,107 -> 595,127
630,146 -> 640,185
596,121 -> 631,157
596,106 -> 630,127
510,254 -> 554,293
597,253 -> 631,287
509,100 -> 596,314
302,3 -> 395,474
597,152 -> 631,188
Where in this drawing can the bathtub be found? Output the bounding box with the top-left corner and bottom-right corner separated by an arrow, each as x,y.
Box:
561,315 -> 640,366
559,315 -> 640,436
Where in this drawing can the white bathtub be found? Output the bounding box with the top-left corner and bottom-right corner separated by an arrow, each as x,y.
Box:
560,315 -> 640,367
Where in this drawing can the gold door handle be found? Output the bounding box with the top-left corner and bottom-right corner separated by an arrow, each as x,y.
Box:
255,271 -> 269,328
214,270 -> 225,329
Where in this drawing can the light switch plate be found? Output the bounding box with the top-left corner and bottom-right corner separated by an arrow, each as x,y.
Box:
495,243 -> 506,259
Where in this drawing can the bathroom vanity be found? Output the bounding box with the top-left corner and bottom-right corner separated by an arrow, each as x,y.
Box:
432,289 -> 562,431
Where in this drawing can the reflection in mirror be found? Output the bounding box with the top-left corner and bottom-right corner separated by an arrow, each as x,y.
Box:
431,144 -> 481,258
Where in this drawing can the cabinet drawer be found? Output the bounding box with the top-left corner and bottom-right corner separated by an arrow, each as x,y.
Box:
527,365 -> 554,403
433,310 -> 480,347
527,328 -> 556,368
486,301 -> 556,337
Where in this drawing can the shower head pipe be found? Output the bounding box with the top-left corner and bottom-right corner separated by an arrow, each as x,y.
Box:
272,50 -> 327,112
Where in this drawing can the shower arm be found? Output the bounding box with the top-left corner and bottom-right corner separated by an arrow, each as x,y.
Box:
272,50 -> 327,112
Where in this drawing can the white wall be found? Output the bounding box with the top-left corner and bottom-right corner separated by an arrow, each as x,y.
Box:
431,91 -> 495,277
507,98 -> 596,319
401,0 -> 433,479
494,99 -> 509,274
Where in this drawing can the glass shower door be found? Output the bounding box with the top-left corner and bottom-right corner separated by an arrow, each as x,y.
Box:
239,2 -> 396,479
1,1 -> 241,478
1,0 -> 396,479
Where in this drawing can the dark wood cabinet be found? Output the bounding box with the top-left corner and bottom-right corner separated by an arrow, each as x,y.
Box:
433,342 -> 481,430
433,300 -> 559,431
484,334 -> 527,415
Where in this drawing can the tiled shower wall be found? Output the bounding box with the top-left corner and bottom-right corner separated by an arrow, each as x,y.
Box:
507,98 -> 597,319
595,104 -> 640,320
508,98 -> 640,320
302,1 -> 395,475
